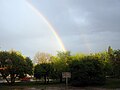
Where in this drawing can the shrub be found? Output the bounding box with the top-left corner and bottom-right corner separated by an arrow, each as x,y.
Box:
69,56 -> 106,86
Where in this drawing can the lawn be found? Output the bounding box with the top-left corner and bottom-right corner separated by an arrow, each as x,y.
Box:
101,78 -> 120,89
0,78 -> 120,90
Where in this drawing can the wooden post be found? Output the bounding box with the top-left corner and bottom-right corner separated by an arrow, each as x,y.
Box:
66,77 -> 68,86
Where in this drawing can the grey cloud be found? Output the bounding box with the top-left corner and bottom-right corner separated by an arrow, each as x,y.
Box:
32,0 -> 120,52
33,0 -> 120,34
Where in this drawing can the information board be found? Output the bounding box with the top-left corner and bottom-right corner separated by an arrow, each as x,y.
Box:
62,72 -> 71,78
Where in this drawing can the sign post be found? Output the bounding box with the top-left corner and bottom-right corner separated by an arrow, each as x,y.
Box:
62,72 -> 71,86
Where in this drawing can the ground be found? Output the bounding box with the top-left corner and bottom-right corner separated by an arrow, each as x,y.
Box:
0,86 -> 119,90
0,78 -> 120,90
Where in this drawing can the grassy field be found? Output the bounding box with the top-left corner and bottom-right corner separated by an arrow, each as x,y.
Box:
0,78 -> 120,90
101,78 -> 120,89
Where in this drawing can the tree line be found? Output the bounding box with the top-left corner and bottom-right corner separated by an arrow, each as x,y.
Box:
0,46 -> 120,86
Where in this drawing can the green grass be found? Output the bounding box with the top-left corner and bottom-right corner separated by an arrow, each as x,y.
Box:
0,79 -> 120,89
0,81 -> 65,87
100,78 -> 120,89
0,81 -> 66,90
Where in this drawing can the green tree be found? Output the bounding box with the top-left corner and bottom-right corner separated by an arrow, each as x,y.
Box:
25,57 -> 33,75
108,46 -> 113,56
51,51 -> 71,82
0,50 -> 33,84
34,63 -> 53,83
90,52 -> 113,77
111,49 -> 120,78
69,56 -> 106,86
0,51 -> 10,83
71,53 -> 86,61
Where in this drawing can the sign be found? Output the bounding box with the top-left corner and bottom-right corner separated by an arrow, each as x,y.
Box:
62,72 -> 71,78
62,72 -> 71,86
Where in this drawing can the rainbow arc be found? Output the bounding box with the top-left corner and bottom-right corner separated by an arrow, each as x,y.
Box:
26,0 -> 66,52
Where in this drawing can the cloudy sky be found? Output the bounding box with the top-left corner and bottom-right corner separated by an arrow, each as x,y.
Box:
0,0 -> 120,58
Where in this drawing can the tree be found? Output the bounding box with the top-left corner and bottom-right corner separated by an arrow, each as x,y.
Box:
34,52 -> 52,64
108,46 -> 113,56
69,56 -> 106,86
0,50 -> 33,84
34,63 -> 53,83
71,53 -> 86,61
0,51 -> 10,83
111,49 -> 120,78
98,51 -> 113,77
51,51 -> 71,82
25,57 -> 33,75
51,56 -> 67,82
57,51 -> 71,63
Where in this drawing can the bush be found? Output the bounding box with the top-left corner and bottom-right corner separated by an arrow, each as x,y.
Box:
69,56 -> 106,86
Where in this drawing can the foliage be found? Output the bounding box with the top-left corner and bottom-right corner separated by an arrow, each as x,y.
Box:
1,46 -> 120,86
51,51 -> 71,82
69,56 -> 106,86
110,49 -> 120,78
34,63 -> 53,83
0,50 -> 33,84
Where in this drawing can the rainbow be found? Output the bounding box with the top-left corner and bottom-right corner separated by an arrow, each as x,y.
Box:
26,0 -> 66,52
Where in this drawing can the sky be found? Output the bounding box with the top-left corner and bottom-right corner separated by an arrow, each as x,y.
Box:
0,0 -> 120,59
